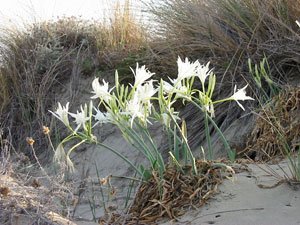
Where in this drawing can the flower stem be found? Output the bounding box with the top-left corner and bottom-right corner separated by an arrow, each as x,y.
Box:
204,112 -> 213,160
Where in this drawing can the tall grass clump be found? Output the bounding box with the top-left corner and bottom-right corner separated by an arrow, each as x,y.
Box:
101,0 -> 147,51
147,0 -> 300,150
244,87 -> 300,181
0,1 -> 147,157
148,0 -> 300,81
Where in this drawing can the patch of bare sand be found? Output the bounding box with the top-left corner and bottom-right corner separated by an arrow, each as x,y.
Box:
69,123 -> 164,222
68,125 -> 300,225
160,161 -> 300,225
2,151 -> 300,225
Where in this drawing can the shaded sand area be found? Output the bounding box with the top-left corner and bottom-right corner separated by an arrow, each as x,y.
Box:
2,156 -> 300,225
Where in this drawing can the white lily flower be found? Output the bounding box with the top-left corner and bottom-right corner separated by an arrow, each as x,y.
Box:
177,56 -> 198,81
131,63 -> 155,87
196,61 -> 212,85
69,104 -> 90,131
93,107 -> 111,126
125,97 -> 148,126
91,78 -> 111,102
126,97 -> 143,117
136,80 -> 157,103
162,78 -> 190,100
50,102 -> 70,127
229,85 -> 254,110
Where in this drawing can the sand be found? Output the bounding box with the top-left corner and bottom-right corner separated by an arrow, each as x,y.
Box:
69,126 -> 300,225
2,126 -> 300,225
160,162 -> 300,225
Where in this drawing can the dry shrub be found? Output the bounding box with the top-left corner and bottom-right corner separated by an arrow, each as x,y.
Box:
146,0 -> 300,152
242,87 -> 300,161
0,1 -> 147,157
101,161 -> 232,224
0,19 -> 91,156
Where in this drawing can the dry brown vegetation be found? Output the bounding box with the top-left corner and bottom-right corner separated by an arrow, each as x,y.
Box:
95,161 -> 233,224
1,0 -> 300,224
0,0 -> 147,156
146,0 -> 300,149
2,0 -> 300,156
243,87 -> 300,161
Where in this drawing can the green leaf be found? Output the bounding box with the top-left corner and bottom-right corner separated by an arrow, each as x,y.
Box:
169,151 -> 183,172
181,119 -> 187,140
140,165 -> 152,181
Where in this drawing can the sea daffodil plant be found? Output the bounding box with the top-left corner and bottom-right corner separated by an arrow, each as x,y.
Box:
50,56 -> 254,179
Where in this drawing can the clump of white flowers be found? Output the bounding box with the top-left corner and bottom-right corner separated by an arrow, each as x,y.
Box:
50,56 -> 254,177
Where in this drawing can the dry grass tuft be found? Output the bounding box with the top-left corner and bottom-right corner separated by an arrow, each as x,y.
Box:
242,87 -> 300,161
146,0 -> 300,152
100,160 -> 233,224
0,0 -> 147,157
148,0 -> 300,78
101,0 -> 147,51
